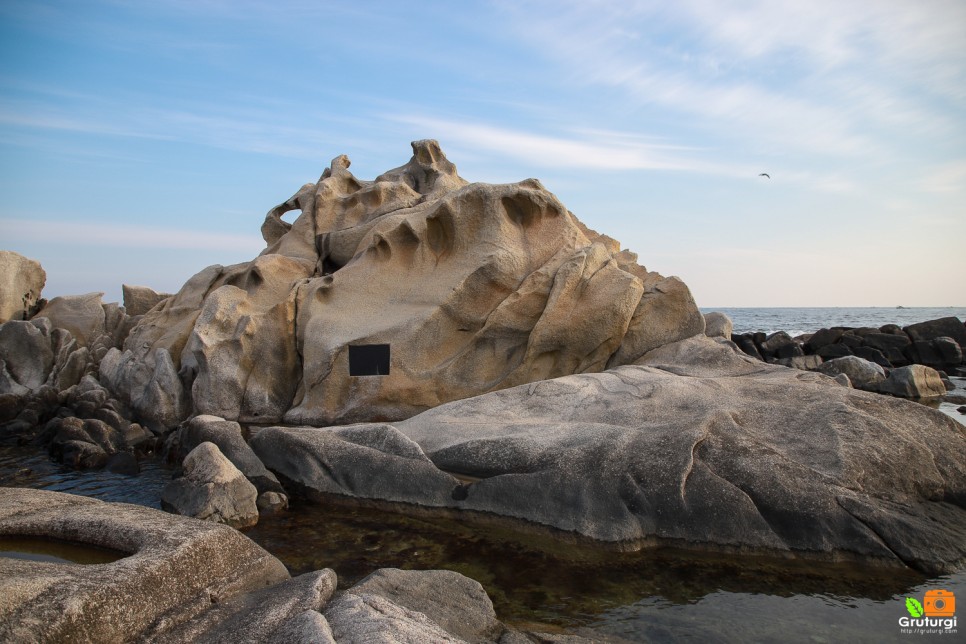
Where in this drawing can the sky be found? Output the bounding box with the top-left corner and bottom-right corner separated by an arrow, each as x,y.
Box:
1,0 -> 964,307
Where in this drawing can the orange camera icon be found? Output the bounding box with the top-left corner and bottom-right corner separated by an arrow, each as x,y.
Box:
924,590 -> 955,617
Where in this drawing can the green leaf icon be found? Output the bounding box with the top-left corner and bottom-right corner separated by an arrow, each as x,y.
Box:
906,597 -> 924,617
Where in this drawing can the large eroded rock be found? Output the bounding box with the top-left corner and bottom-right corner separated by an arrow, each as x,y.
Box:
254,336 -> 966,574
101,140 -> 702,429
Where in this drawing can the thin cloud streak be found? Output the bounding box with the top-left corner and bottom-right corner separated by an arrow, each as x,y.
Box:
1,218 -> 264,253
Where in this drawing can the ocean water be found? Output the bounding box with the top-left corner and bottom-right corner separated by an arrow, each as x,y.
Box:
703,307 -> 966,337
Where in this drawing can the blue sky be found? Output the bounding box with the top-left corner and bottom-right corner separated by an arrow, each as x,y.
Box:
1,0 -> 963,307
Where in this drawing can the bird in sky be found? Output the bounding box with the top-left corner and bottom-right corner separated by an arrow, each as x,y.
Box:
758,173 -> 770,178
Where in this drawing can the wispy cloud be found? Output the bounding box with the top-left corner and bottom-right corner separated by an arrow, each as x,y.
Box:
390,114 -> 759,176
0,218 -> 264,253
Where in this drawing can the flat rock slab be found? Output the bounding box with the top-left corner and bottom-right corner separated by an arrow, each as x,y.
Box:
257,336 -> 966,574
0,488 -> 289,642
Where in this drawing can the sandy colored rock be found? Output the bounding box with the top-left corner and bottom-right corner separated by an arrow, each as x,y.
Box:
879,364 -> 947,398
0,250 -> 45,323
34,292 -> 106,348
122,283 -> 172,316
703,311 -> 733,339
104,141 -> 702,428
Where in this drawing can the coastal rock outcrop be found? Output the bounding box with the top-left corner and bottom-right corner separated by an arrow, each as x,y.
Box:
98,140 -> 703,429
0,250 -> 45,323
254,336 -> 966,574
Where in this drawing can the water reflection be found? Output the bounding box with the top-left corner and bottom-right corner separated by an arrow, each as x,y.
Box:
242,496 -> 927,631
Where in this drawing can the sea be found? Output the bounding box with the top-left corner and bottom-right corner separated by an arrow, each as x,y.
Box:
2,306 -> 965,642
702,306 -> 966,337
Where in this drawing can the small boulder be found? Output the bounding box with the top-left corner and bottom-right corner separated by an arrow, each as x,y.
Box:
34,293 -> 106,348
758,331 -> 794,359
122,284 -> 172,317
817,356 -> 885,392
161,441 -> 259,528
732,334 -> 763,360
0,250 -> 46,322
703,312 -> 733,339
347,568 -> 503,643
878,364 -> 947,399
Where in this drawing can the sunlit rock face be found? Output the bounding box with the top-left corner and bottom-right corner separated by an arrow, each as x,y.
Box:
102,140 -> 703,428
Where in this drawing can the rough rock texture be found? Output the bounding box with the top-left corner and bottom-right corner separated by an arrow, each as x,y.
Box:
34,293 -> 107,348
324,592 -> 463,644
151,569 -> 337,644
165,414 -> 284,496
348,568 -> 503,643
161,441 -> 259,528
879,364 -> 947,399
122,283 -> 172,316
0,488 -> 289,642
817,356 -> 886,392
703,312 -> 733,339
255,336 -> 966,574
100,141 -> 702,429
0,250 -> 45,323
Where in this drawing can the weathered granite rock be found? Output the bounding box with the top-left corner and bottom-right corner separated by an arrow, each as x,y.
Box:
934,336 -> 964,367
34,292 -> 106,348
0,250 -> 45,322
703,312 -> 733,339
255,336 -> 966,574
348,568 -> 503,642
0,488 -> 289,642
161,441 -> 259,528
122,283 -> 171,316
777,354 -> 823,370
103,141 -> 702,428
0,320 -> 54,393
878,364 -> 947,399
324,592 -> 463,644
166,414 -> 285,495
151,569 -> 337,644
804,328 -> 844,353
817,356 -> 886,392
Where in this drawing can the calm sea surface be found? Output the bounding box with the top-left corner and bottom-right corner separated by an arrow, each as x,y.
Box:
2,307 -> 965,642
703,306 -> 966,336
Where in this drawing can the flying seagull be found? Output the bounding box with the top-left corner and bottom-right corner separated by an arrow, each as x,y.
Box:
758,173 -> 770,178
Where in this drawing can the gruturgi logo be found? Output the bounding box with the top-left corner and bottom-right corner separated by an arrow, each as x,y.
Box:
899,590 -> 957,635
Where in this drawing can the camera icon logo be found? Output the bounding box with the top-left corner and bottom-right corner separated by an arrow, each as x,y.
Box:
924,590 -> 956,617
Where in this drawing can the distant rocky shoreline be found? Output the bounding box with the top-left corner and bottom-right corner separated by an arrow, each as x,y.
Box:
725,313 -> 966,399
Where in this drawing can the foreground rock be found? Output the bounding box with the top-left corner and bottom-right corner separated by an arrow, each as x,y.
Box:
254,336 -> 966,574
100,140 -> 703,430
0,488 -> 289,642
0,488 -> 584,643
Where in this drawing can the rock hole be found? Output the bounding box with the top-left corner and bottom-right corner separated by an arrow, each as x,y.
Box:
451,484 -> 470,501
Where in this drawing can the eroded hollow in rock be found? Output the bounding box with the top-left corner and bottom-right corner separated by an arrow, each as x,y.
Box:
0,535 -> 130,565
